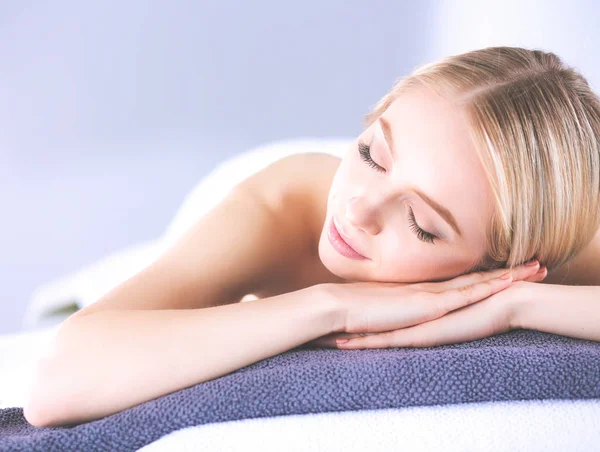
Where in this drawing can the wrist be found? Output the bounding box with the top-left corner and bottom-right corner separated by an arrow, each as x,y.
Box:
312,283 -> 346,334
508,297 -> 526,330
507,281 -> 544,330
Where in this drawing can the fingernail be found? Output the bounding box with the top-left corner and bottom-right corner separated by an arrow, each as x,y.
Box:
525,259 -> 539,267
336,339 -> 349,345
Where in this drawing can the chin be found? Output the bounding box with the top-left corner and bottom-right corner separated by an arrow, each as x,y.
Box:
317,230 -> 367,281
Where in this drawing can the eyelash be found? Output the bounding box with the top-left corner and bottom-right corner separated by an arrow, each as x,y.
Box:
358,140 -> 437,244
407,206 -> 436,244
358,140 -> 385,173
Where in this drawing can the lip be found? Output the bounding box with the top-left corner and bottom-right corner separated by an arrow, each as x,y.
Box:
327,216 -> 369,260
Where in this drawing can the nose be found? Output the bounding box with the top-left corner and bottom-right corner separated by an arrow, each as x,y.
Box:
345,195 -> 382,235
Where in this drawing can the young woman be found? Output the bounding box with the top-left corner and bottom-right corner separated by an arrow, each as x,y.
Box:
24,46 -> 600,427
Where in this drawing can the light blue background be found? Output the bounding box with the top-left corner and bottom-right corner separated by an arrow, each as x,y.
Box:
1,0 -> 599,334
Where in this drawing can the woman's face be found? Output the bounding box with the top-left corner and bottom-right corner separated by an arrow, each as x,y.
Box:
318,85 -> 495,283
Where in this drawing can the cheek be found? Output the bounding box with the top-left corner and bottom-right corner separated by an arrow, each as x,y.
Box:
327,163 -> 355,209
377,232 -> 442,282
380,243 -> 474,283
376,231 -> 409,272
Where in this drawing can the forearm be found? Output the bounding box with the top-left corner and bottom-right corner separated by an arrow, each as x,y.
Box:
25,285 -> 338,427
513,283 -> 600,341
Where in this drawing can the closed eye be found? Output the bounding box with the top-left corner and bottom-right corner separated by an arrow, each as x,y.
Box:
357,139 -> 437,245
407,206 -> 437,244
358,140 -> 385,173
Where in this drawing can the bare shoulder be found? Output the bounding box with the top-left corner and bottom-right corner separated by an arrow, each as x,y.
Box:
239,152 -> 341,212
235,152 -> 343,297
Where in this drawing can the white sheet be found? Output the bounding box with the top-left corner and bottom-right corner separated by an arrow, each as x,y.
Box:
2,326 -> 599,451
139,398 -> 600,452
0,325 -> 60,410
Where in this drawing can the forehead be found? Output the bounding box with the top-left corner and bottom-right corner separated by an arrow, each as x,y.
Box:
381,86 -> 493,250
382,85 -> 474,158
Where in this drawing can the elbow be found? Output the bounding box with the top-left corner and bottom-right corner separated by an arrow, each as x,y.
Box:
24,317 -> 92,427
24,401 -> 74,429
23,398 -> 52,428
23,352 -> 79,428
23,359 -> 57,427
24,399 -> 74,428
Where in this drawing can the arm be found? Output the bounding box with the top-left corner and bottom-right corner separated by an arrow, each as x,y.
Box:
512,282 -> 600,341
24,154 -> 327,427
66,154 -> 317,320
308,269 -> 600,350
24,284 -> 339,428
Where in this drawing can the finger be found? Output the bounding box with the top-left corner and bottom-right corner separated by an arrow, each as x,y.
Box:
336,326 -> 441,349
336,330 -> 398,349
306,332 -> 374,348
510,263 -> 543,281
419,260 -> 539,293
339,294 -> 501,349
523,266 -> 547,282
431,272 -> 513,317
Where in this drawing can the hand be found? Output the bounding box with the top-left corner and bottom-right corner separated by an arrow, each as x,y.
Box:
307,261 -> 547,349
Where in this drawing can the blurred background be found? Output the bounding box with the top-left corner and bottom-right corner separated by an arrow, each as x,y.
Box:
1,0 -> 599,334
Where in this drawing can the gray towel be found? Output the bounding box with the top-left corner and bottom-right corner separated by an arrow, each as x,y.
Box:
1,329 -> 599,451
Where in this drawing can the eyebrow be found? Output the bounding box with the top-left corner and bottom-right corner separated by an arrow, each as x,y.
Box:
411,188 -> 463,239
379,117 -> 463,239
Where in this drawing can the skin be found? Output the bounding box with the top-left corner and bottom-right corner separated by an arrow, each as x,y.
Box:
28,85 -> 598,427
257,82 -> 600,297
316,84 -> 496,285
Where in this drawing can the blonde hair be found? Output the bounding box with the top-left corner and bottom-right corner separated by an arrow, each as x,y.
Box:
365,46 -> 600,273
